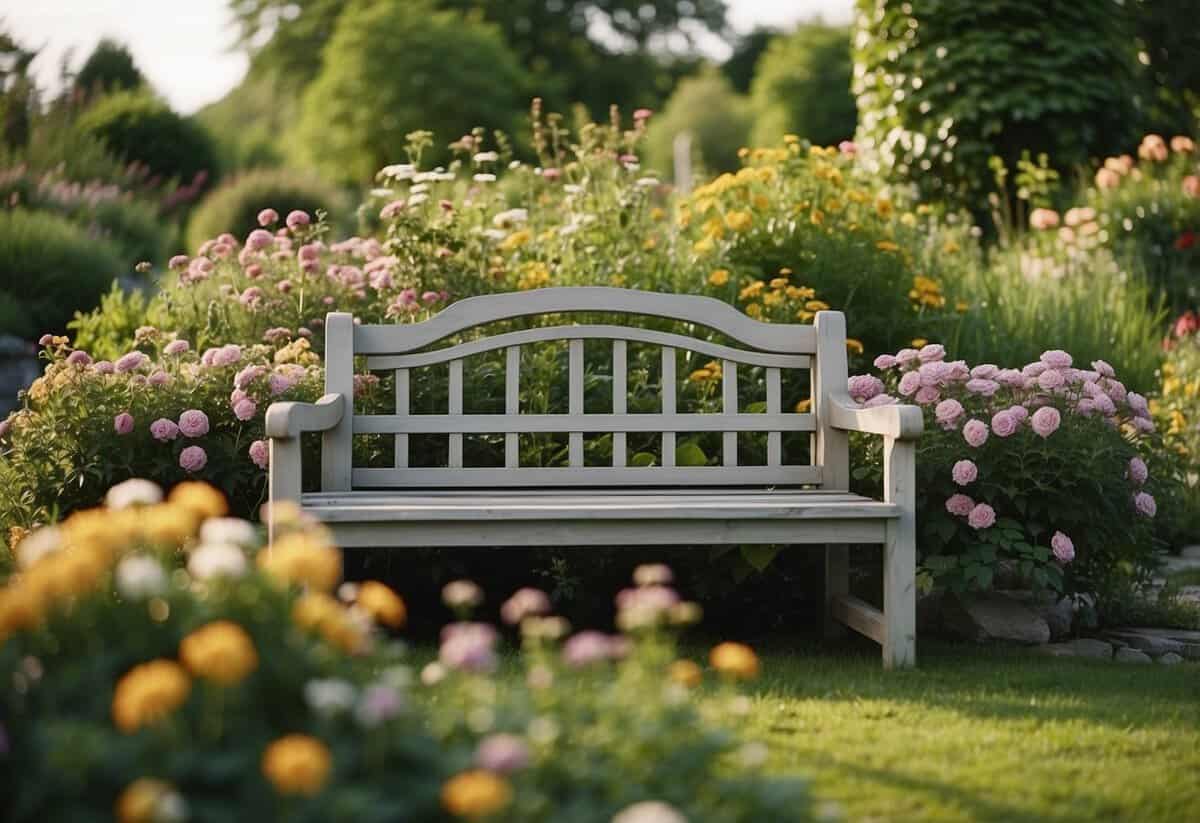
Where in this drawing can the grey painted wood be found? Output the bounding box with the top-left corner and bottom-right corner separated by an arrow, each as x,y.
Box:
353,287 -> 816,355
612,340 -> 626,467
365,325 -> 811,371
661,347 -> 676,468
268,437 -> 302,545
350,465 -> 822,488
827,393 -> 924,440
569,339 -> 584,466
322,312 -> 355,491
394,369 -> 409,468
882,436 -> 917,668
722,359 -> 737,466
766,367 -> 782,467
352,413 -> 815,435
505,346 -> 519,468
448,359 -> 463,468
812,311 -> 850,491
264,393 -> 344,439
831,595 -> 886,645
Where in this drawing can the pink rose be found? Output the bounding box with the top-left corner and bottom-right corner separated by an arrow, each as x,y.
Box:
965,378 -> 1000,396
1133,417 -> 1155,434
1008,405 -> 1029,423
249,439 -> 269,469
1040,350 -> 1072,369
895,348 -> 920,368
1029,208 -> 1060,230
917,343 -> 946,363
970,364 -> 999,380
996,369 -> 1024,387
1128,457 -> 1148,485
148,370 -> 171,387
967,503 -> 996,530
179,445 -> 207,473
848,375 -> 885,402
914,386 -> 940,405
233,397 -> 257,421
500,587 -> 552,625
257,208 -> 279,227
1092,393 -> 1116,416
178,409 -> 210,438
990,410 -> 1018,438
935,399 -> 964,427
963,419 -> 988,447
1051,531 -> 1075,563
1037,370 -> 1065,391
1134,491 -> 1156,518
952,460 -> 978,486
898,371 -> 921,396
115,351 -> 149,373
1091,359 -> 1115,378
945,494 -> 975,517
93,361 -> 115,375
1030,406 -> 1061,438
150,418 -> 179,442
475,733 -> 530,774
168,254 -> 189,270
67,350 -> 92,367
873,354 -> 898,369
114,412 -> 134,435
163,339 -> 189,355
245,229 -> 274,251
286,210 -> 311,230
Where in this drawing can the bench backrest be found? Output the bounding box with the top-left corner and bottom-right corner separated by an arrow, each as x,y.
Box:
320,287 -> 849,491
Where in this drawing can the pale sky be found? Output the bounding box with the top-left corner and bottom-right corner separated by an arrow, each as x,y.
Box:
1,0 -> 853,113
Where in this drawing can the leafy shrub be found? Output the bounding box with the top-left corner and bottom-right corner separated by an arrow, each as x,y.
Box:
291,0 -> 530,181
852,0 -> 1140,209
851,345 -> 1164,601
749,23 -> 856,148
76,90 -> 218,186
642,67 -> 752,178
185,168 -> 346,254
73,38 -> 144,97
0,482 -> 813,820
0,209 -> 123,338
1155,313 -> 1200,538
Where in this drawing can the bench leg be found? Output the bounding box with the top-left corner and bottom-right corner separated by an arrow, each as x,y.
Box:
882,436 -> 917,668
824,544 -> 849,640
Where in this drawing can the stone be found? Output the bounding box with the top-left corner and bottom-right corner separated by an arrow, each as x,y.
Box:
1181,546 -> 1200,560
1121,628 -> 1200,660
1033,597 -> 1075,640
0,335 -> 38,418
943,592 -> 1051,645
1158,652 -> 1184,665
1036,644 -> 1076,658
1063,638 -> 1113,659
1104,630 -> 1184,656
1114,647 -> 1152,664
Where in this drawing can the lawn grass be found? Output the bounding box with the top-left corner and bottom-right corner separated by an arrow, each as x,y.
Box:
729,639 -> 1200,822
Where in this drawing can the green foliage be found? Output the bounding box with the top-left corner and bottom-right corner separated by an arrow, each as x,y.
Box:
722,27 -> 777,94
0,29 -> 38,150
195,72 -> 294,171
1132,0 -> 1200,135
642,67 -> 752,178
0,209 -> 123,338
67,284 -> 157,362
185,167 -> 345,254
73,38 -> 144,97
76,90 -> 218,185
291,0 -> 529,180
852,0 -> 1140,209
749,24 -> 856,148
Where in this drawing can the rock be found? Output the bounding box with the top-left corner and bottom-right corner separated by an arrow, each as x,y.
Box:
1114,647 -> 1153,664
1158,652 -> 1184,665
1181,546 -> 1200,560
1104,630 -> 1184,656
0,335 -> 38,418
943,592 -> 1051,645
1120,628 -> 1200,660
1063,638 -> 1113,659
1036,644 -> 1076,658
1034,597 -> 1075,640
1162,554 -> 1200,574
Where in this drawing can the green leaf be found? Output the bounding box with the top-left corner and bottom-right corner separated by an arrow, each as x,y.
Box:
630,452 -> 657,467
674,441 -> 708,467
740,544 -> 782,572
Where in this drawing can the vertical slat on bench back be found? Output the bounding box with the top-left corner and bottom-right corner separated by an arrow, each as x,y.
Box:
568,339 -> 584,467
448,359 -> 464,468
766,367 -> 781,467
813,310 -> 850,490
394,368 -> 409,468
322,312 -> 354,491
612,340 -> 626,467
661,346 -> 676,467
505,346 -> 520,468
722,359 -> 738,466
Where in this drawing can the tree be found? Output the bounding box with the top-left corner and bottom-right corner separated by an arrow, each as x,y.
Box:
642,67 -> 751,178
289,0 -> 529,182
1131,0 -> 1200,135
722,27 -> 777,94
749,24 -> 855,148
0,29 -> 38,149
74,38 -> 144,97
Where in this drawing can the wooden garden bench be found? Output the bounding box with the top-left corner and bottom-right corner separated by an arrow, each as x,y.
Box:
264,287 -> 922,667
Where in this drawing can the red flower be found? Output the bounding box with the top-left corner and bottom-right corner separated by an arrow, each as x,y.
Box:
1175,231 -> 1196,250
1174,310 -> 1199,339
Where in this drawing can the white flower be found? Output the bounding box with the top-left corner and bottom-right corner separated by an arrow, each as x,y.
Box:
492,208 -> 528,227
508,160 -> 522,169
437,172 -> 456,182
442,579 -> 483,608
156,791 -> 189,823
482,228 -> 507,241
369,187 -> 394,198
473,151 -> 499,163
16,526 -> 61,569
378,163 -> 415,180
105,478 -> 163,509
304,678 -> 357,716
473,173 -> 497,183
407,192 -> 429,206
115,555 -> 167,599
187,542 -> 248,580
611,801 -> 688,823
624,161 -> 641,171
413,171 -> 440,183
409,182 -> 430,194
635,177 -> 659,188
198,517 -> 257,547
420,661 -> 446,686
337,582 -> 360,603
563,184 -> 583,194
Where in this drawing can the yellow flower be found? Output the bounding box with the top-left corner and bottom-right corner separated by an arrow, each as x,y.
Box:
876,240 -> 900,253
786,285 -> 816,300
116,778 -> 176,823
708,268 -> 730,287
0,582 -> 43,641
499,229 -> 531,252
710,641 -> 759,680
804,300 -> 830,312
737,147 -> 750,158
180,621 -> 259,686
942,239 -> 961,254
442,770 -> 513,819
688,368 -> 713,383
692,236 -> 715,254
809,209 -> 825,226
168,482 -> 228,520
517,260 -> 551,290
259,532 -> 342,592
262,734 -> 332,797
875,197 -> 893,218
738,281 -> 765,300
846,338 -> 864,355
769,277 -> 788,289
783,134 -> 800,145
643,236 -> 657,250
293,592 -> 365,653
762,290 -> 784,307
745,303 -> 763,318
900,212 -> 917,227
725,211 -> 753,233
138,503 -> 202,546
112,660 -> 192,733
955,300 -> 969,313
794,398 -> 812,413
357,580 -> 407,628
649,207 -> 665,221
668,659 -> 703,688
911,338 -> 928,348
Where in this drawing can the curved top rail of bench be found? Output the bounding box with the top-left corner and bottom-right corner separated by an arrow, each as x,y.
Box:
350,287 -> 819,354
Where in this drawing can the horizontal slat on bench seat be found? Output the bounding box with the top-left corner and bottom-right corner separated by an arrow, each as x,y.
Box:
364,325 -> 811,370
353,413 -> 815,434
351,465 -> 822,488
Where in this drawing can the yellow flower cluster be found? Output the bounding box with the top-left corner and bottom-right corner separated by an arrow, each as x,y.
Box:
517,260 -> 551,290
261,734 -> 333,796
668,659 -> 703,688
500,229 -> 532,252
112,659 -> 192,733
909,275 -> 946,309
292,591 -> 367,653
709,641 -> 759,680
356,580 -> 407,628
687,360 -> 723,384
258,531 -> 342,592
180,620 -> 259,686
275,337 -> 319,366
442,769 -> 513,818
116,778 -> 177,823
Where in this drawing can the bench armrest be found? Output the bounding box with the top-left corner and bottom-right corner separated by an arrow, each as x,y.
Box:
826,392 -> 924,441
264,393 -> 345,439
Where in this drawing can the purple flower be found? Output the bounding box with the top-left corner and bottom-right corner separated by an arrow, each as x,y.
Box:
168,254 -> 189,270
1040,350 -> 1073,369
967,503 -> 996,530
970,364 -> 999,380
475,733 -> 531,774
917,343 -> 945,362
848,374 -> 885,402
1128,457 -> 1148,486
895,348 -> 920,368
873,354 -> 898,369
500,587 -> 552,625
113,412 -> 134,435
965,378 -> 1000,396
1134,492 -> 1156,518
914,386 -> 940,405
245,228 -> 274,251
962,419 -> 988,447
114,351 -> 149,373
1092,359 -> 1115,378
1051,531 -> 1075,563
150,418 -> 179,442
562,631 -> 620,668
354,684 -> 404,728
952,460 -> 978,486
178,409 -> 210,438
234,365 -> 266,390
439,622 -> 498,673
249,439 -> 269,469
180,445 -> 207,472
66,350 -> 92,367
1030,406 -> 1061,438
898,371 -> 921,396
163,339 -> 189,355
1037,370 -> 1065,391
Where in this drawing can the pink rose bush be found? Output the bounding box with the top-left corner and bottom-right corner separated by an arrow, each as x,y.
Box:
851,345 -> 1164,597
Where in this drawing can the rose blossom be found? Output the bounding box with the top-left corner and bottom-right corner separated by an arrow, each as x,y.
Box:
917,343 -> 946,362
848,375 -> 884,402
475,734 -> 531,774
66,350 -> 92,367
1128,457 -> 1148,485
1134,492 -> 1156,518
945,494 -> 975,517
934,399 -> 964,428
286,209 -> 311,230
178,409 -> 210,438
1008,405 -> 1029,423
895,348 -> 920,368
970,364 -> 999,380
1037,369 -> 1065,391
249,439 -> 269,469
914,386 -> 940,405
965,378 -> 1000,396
113,413 -> 134,435
1040,350 -> 1073,369
873,354 -> 898,369
962,419 -> 988,447
500,587 -> 552,625
114,351 -> 148,373
179,445 -> 207,472
1091,359 -> 1115,378
150,418 -> 180,442
163,339 -> 189,355
1051,531 -> 1075,564
990,410 -> 1018,437
898,371 -> 921,396
233,397 -> 257,421
1030,406 -> 1061,438
439,622 -> 497,673
967,503 -> 996,530
257,208 -> 279,226
952,460 -> 978,486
